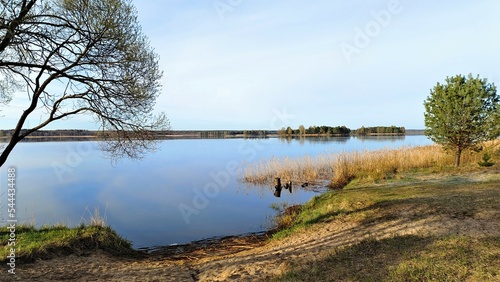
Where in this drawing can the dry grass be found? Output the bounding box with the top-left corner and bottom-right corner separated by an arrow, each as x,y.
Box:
242,140 -> 500,188
269,203 -> 303,231
80,205 -> 108,227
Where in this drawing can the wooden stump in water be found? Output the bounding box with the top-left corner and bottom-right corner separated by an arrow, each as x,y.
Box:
274,177 -> 281,189
284,180 -> 292,193
274,188 -> 281,198
274,177 -> 282,197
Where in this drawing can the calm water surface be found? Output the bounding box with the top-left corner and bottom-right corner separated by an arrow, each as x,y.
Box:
0,136 -> 432,248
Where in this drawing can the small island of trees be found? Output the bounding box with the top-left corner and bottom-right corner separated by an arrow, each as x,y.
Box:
277,125 -> 405,137
354,126 -> 406,135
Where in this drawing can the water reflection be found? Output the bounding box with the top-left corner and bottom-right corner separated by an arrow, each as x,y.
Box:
354,135 -> 406,142
278,136 -> 351,145
238,181 -> 327,198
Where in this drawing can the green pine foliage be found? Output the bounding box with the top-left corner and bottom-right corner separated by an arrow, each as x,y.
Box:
424,74 -> 500,166
355,126 -> 405,135
478,153 -> 495,167
305,125 -> 351,135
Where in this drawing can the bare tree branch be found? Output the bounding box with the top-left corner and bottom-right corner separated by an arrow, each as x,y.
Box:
0,0 -> 168,167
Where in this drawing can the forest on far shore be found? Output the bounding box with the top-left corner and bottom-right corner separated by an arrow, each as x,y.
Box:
277,125 -> 406,137
0,126 -> 411,140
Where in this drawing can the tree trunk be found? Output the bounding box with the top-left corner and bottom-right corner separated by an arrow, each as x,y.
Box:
0,137 -> 21,167
455,149 -> 462,167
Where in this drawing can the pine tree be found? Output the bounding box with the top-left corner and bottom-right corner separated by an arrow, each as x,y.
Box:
424,74 -> 500,166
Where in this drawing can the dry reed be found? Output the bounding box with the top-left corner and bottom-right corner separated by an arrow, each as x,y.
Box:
242,141 -> 500,188
80,205 -> 108,227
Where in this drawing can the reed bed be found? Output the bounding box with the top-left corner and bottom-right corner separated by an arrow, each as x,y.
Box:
242,142 -> 499,188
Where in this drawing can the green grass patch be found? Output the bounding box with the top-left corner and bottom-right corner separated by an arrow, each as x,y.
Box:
0,224 -> 137,262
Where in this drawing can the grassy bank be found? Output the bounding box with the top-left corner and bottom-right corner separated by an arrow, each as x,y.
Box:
270,167 -> 500,281
243,140 -> 500,188
0,224 -> 136,263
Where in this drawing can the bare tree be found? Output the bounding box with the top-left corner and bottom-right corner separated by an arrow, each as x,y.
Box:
0,0 -> 169,166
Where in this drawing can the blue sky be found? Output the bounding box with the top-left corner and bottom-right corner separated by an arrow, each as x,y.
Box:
2,0 -> 500,130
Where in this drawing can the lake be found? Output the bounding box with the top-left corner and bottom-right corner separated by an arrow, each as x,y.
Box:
0,135 -> 432,248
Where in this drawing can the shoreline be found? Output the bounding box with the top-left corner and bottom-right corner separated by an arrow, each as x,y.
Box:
138,231 -> 271,262
137,230 -> 269,253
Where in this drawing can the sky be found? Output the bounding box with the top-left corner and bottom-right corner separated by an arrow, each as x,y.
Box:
2,0 -> 500,130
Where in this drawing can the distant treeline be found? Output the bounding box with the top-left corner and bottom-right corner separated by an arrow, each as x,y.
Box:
0,129 -> 97,138
278,125 -> 351,136
0,129 -> 170,139
277,125 -> 406,137
354,126 -> 406,135
0,126 -> 410,140
0,129 -> 275,140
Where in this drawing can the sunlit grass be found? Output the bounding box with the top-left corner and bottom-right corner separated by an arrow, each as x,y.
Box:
0,224 -> 136,262
0,207 -> 136,262
271,172 -> 500,281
